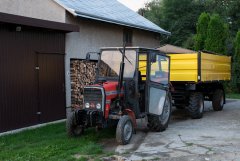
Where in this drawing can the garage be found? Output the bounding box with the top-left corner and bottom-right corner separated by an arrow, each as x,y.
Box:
0,12 -> 78,132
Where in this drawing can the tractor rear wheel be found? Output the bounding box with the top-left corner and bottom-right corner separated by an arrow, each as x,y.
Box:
212,89 -> 224,111
188,92 -> 204,119
66,111 -> 84,137
148,94 -> 172,132
116,115 -> 133,145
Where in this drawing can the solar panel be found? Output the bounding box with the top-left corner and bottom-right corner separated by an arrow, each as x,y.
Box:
55,0 -> 170,35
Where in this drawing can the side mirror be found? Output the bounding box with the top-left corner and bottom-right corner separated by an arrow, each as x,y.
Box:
86,53 -> 91,61
150,52 -> 157,63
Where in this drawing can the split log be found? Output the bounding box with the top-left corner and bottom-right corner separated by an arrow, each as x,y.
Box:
70,60 -> 97,109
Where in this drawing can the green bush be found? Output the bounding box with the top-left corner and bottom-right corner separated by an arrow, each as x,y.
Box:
204,14 -> 229,54
194,12 -> 210,51
233,31 -> 240,92
183,34 -> 195,50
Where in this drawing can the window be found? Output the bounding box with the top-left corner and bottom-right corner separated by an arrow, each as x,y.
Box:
139,53 -> 147,80
123,29 -> 133,46
150,54 -> 169,85
99,50 -> 136,78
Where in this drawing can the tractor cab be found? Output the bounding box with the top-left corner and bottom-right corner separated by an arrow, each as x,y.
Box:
67,47 -> 172,145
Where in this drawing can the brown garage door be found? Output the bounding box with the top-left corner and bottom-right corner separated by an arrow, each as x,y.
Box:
37,53 -> 66,123
0,23 -> 66,132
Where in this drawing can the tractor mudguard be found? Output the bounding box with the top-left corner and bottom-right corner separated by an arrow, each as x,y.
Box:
124,109 -> 137,128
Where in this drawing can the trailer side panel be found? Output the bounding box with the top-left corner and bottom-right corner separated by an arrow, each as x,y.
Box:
201,53 -> 231,82
169,53 -> 198,82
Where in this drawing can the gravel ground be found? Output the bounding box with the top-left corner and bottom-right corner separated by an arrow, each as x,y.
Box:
114,99 -> 240,161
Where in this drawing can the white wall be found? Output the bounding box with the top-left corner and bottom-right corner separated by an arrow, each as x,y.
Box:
0,0 -> 65,23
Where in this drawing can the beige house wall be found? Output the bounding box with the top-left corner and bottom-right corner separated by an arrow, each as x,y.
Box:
133,30 -> 160,48
0,0 -> 66,23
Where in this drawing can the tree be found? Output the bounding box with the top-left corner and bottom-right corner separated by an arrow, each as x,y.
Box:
204,14 -> 229,54
138,0 -> 163,26
160,0 -> 204,46
139,0 -> 205,46
233,31 -> 240,92
194,12 -> 210,51
204,0 -> 230,17
227,0 -> 240,37
183,34 -> 195,50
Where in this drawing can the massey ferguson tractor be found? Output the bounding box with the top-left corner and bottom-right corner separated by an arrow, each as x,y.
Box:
67,47 -> 172,145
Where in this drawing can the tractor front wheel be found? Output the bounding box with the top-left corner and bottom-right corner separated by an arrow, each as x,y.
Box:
66,111 -> 84,137
148,94 -> 172,132
116,115 -> 134,145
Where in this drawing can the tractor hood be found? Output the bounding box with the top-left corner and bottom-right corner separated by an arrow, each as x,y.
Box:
87,81 -> 124,95
102,81 -> 119,93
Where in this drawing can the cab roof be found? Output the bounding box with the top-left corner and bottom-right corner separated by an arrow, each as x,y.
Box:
100,47 -> 161,53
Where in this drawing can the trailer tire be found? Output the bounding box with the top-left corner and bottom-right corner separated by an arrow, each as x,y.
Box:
212,89 -> 224,111
188,92 -> 204,119
148,94 -> 172,132
116,115 -> 133,145
66,111 -> 84,137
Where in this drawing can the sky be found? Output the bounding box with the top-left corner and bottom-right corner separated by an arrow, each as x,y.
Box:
117,0 -> 149,11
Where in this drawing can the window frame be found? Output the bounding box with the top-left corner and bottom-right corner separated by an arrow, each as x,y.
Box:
123,29 -> 133,46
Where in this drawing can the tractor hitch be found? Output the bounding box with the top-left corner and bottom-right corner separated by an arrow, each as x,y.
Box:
75,109 -> 103,128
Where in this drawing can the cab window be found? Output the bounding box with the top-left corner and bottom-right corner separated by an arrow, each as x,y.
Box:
138,54 -> 147,81
150,54 -> 169,85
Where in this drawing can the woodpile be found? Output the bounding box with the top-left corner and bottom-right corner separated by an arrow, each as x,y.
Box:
70,60 -> 97,108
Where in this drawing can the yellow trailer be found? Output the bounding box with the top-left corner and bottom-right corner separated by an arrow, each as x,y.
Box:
167,51 -> 231,119
169,52 -> 231,82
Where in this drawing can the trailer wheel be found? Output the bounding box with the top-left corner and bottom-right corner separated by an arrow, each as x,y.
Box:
188,92 -> 204,119
212,89 -> 224,111
66,112 -> 84,137
148,94 -> 172,132
116,115 -> 133,145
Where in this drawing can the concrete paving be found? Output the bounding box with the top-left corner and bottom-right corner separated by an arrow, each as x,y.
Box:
115,99 -> 240,160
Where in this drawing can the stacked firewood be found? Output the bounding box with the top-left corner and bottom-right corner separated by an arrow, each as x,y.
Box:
70,60 -> 97,108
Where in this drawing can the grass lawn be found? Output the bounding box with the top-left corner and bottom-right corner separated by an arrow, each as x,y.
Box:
0,122 -> 115,161
226,93 -> 240,99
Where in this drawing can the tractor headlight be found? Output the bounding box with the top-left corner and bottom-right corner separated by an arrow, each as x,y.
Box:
96,103 -> 101,110
85,102 -> 90,109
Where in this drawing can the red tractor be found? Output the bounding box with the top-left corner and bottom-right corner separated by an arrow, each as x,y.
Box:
67,47 -> 172,145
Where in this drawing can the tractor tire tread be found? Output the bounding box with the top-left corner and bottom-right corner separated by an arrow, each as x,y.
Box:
188,92 -> 204,119
66,111 -> 83,137
148,115 -> 166,132
116,115 -> 133,145
212,89 -> 224,111
148,94 -> 172,132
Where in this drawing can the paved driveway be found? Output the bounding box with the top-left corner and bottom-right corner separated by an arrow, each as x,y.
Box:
114,99 -> 240,161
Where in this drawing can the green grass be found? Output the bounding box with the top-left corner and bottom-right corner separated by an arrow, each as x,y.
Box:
0,122 -> 115,161
226,93 -> 240,99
